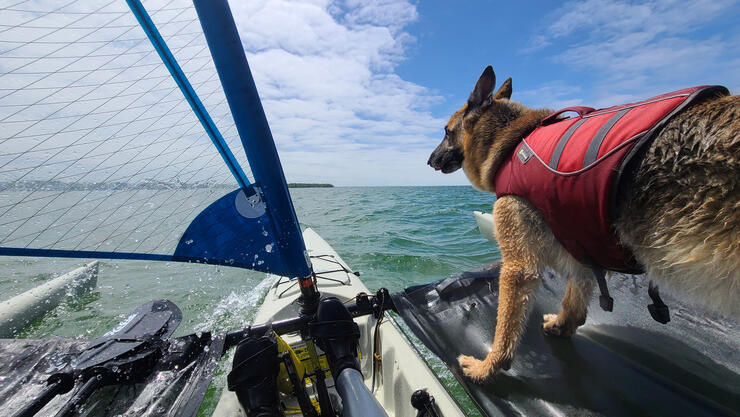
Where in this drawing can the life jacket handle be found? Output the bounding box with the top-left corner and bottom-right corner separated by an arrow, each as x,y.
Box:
542,106 -> 596,125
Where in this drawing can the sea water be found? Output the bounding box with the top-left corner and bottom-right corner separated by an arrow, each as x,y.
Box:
0,186 -> 497,415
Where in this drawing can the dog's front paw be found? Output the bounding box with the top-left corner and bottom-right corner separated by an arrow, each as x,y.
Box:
457,355 -> 502,382
542,313 -> 579,338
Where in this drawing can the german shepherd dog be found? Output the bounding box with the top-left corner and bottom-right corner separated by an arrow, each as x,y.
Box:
428,66 -> 739,382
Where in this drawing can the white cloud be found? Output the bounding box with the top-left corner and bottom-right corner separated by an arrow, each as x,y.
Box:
522,0 -> 739,105
229,0 -> 453,186
515,82 -> 584,110
534,0 -> 732,43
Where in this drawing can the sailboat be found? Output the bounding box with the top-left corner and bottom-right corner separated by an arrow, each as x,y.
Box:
0,1 -> 464,415
1,1 -> 737,416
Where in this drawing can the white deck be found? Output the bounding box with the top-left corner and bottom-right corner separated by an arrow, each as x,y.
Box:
213,228 -> 465,416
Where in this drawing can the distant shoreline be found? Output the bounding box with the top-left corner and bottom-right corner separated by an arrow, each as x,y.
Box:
287,183 -> 334,188
0,181 -> 472,190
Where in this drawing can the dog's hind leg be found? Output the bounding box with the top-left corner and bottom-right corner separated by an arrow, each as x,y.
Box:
458,196 -> 543,382
543,277 -> 594,337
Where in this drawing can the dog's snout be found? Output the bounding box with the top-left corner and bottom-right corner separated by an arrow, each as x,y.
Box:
427,151 -> 442,171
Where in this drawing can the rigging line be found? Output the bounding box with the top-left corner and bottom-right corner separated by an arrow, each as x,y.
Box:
134,144 -> 242,253
1,96 -> 192,123
131,184 -> 224,253
0,0 -> 78,35
97,191 -> 203,253
0,85 -> 188,111
0,132 -> 239,212
0,5 -> 195,15
0,65 -> 185,216
0,38 -> 199,229
0,57 -> 220,122
17,156 -> 224,250
76,107 -> 239,252
89,178 -> 216,253
0,129 -> 219,182
0,2 -> 191,102
0,14 -> 204,190
4,155 -> 224,248
278,280 -> 299,298
127,0 -> 249,189
0,19 -> 205,31
18,52 -> 219,249
0,37 -> 150,45
0,51 -> 210,76
1,105 -> 205,141
0,2 -> 187,119
44,189 -> 189,250
44,61 -> 235,245
105,120 -> 239,253
0,74 -> 171,92
0,47 -> 202,60
45,106 -> 223,249
109,124 -> 240,254
0,0 -> 120,65
0,122 -> 205,175
0,33 -> 156,141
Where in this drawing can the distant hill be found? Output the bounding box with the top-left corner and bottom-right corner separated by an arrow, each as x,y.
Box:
287,183 -> 334,188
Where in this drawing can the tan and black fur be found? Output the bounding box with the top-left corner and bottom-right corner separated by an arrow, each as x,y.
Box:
428,66 -> 739,382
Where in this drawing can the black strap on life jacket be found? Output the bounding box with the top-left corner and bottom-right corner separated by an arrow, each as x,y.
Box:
591,267 -> 614,312
647,281 -> 671,324
591,267 -> 671,324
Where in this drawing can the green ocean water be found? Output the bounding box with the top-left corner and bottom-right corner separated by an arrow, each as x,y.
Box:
0,186 -> 499,415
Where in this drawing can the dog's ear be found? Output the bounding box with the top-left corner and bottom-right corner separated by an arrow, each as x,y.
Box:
493,77 -> 512,100
468,66 -> 495,110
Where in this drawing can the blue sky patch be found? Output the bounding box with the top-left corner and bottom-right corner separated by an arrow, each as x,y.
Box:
229,0 -> 739,186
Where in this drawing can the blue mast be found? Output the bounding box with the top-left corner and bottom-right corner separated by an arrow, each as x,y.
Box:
192,0 -> 313,281
126,0 -> 249,190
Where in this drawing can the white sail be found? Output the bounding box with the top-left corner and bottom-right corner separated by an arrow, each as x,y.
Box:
0,0 -> 307,276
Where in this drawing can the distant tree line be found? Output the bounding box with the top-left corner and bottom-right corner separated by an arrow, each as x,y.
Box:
1,180 -> 334,191
287,183 -> 334,188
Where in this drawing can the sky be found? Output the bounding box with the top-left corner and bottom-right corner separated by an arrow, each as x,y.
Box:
228,0 -> 740,186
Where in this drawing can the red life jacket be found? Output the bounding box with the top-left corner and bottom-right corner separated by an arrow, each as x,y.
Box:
494,85 -> 728,273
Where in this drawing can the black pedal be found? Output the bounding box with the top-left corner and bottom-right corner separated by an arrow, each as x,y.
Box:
228,333 -> 283,417
309,297 -> 361,379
